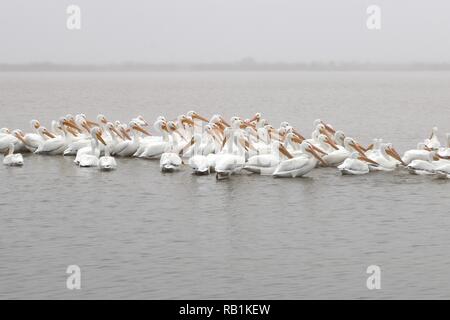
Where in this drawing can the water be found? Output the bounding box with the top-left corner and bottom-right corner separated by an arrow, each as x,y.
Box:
0,71 -> 449,299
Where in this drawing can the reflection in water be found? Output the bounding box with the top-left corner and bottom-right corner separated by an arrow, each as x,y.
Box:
1,71 -> 450,299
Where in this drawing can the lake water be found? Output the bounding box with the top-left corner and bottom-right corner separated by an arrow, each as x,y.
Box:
1,71 -> 449,299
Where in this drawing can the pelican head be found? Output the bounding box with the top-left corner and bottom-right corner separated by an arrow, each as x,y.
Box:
129,120 -> 151,136
37,127 -> 56,139
187,111 -> 209,122
30,120 -> 41,130
90,127 -> 107,146
97,114 -> 108,124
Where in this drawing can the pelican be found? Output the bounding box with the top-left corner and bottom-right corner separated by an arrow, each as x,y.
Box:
435,163 -> 450,179
338,152 -> 370,175
78,128 -> 107,167
136,119 -> 169,159
113,121 -> 150,157
188,134 -> 210,175
426,127 -> 440,150
160,130 -> 183,172
407,159 -> 436,175
34,125 -> 68,155
99,145 -> 117,171
215,129 -> 246,180
3,143 -> 24,166
273,141 -> 326,178
367,143 -> 404,171
402,143 -> 434,165
244,141 -> 288,175
438,133 -> 450,157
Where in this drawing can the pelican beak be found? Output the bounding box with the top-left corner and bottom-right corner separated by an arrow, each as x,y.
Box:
386,147 -> 406,166
307,145 -> 327,166
87,120 -> 99,127
16,134 -> 27,145
359,154 -> 379,166
239,123 -> 247,129
111,127 -> 123,139
96,132 -> 107,146
179,137 -> 195,156
63,120 -> 79,131
67,128 -> 78,137
121,128 -> 132,140
192,113 -> 209,122
249,114 -> 259,122
219,117 -> 230,127
293,129 -> 305,141
325,137 -> 339,150
311,144 -> 327,156
81,122 -> 91,132
350,142 -> 367,156
278,144 -> 294,159
321,121 -> 336,134
365,144 -> 374,151
44,130 -> 56,139
133,125 -> 151,136
221,136 -> 228,149
216,122 -> 226,132
291,135 -> 303,144
182,119 -> 195,127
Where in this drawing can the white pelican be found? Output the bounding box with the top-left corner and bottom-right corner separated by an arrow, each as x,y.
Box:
132,115 -> 149,127
407,159 -> 436,175
78,128 -> 107,167
435,163 -> 450,179
402,143 -> 434,165
367,143 -> 404,171
438,133 -> 450,157
244,141 -> 289,175
160,130 -> 183,172
34,125 -> 68,155
0,128 -> 10,138
338,152 -> 370,175
99,145 -> 117,171
188,134 -> 210,175
0,130 -> 18,153
136,119 -> 169,159
113,121 -> 150,157
322,137 -> 363,167
215,129 -> 246,179
273,141 -> 326,178
3,143 -> 24,166
426,127 -> 440,150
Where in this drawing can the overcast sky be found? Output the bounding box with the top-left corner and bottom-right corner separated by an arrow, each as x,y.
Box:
0,0 -> 449,64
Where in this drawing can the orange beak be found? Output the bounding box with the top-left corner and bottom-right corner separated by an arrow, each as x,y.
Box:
44,130 -> 56,139
133,125 -> 151,136
321,121 -> 336,134
386,147 -> 406,166
121,128 -> 132,140
307,146 -> 327,166
219,117 -> 231,127
192,113 -> 209,122
278,144 -> 294,159
325,137 -> 339,150
96,132 -> 107,146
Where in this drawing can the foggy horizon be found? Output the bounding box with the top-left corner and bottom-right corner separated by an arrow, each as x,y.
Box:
1,0 -> 450,64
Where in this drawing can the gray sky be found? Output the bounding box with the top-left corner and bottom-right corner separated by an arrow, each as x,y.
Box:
1,0 -> 449,64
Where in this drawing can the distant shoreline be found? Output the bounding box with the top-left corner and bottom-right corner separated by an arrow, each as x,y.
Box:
1,62 -> 450,72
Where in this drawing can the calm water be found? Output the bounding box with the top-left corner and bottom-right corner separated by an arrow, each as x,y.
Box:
1,71 -> 450,299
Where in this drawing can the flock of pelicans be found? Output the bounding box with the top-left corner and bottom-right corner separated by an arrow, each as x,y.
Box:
1,111 -> 450,180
